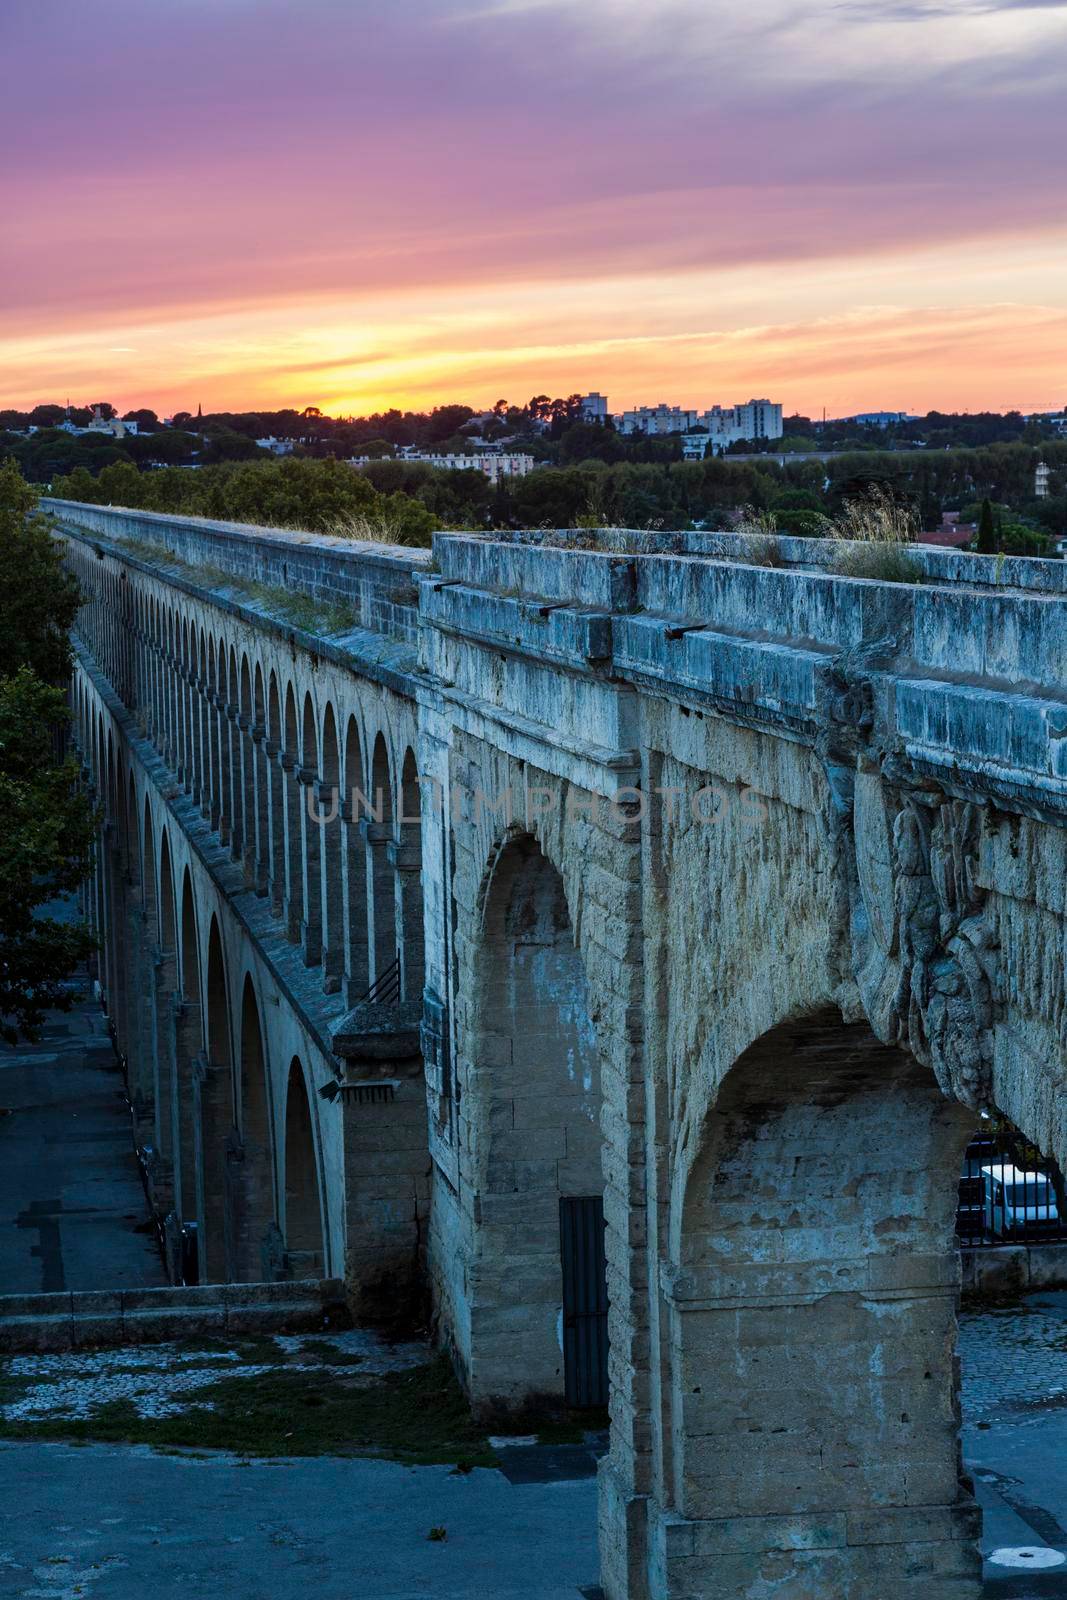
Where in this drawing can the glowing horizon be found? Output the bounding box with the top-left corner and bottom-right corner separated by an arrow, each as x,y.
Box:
3,0 -> 1066,419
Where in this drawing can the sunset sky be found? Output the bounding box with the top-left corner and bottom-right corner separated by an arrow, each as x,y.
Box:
3,0 -> 1066,418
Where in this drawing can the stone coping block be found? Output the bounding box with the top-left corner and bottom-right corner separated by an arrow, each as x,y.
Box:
0,1278 -> 346,1352
961,1243 -> 1067,1297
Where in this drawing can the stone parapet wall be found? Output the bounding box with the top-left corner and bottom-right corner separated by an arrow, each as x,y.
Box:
473,525 -> 1067,596
42,499 -> 430,646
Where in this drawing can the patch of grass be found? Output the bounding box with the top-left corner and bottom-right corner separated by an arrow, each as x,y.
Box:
0,1354 -> 498,1468
476,1392 -> 608,1447
296,1339 -> 365,1367
832,542 -> 925,585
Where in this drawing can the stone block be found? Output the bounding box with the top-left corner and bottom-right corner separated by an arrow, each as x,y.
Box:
845,1500 -> 982,1548
1025,1243 -> 1067,1289
0,1313 -> 74,1353
966,1246 -> 1029,1298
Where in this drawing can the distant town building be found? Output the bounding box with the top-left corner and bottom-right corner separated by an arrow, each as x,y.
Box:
85,406 -> 138,439
844,411 -> 914,429
256,436 -> 296,455
918,510 -> 976,549
351,450 -> 535,484
1036,462 -> 1051,499
579,392 -> 610,423
616,398 -> 782,450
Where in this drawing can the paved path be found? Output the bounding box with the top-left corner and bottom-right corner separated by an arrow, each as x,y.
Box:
0,1443 -> 600,1600
0,988 -> 165,1295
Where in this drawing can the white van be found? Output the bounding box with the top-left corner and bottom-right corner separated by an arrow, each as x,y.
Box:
982,1165 -> 1061,1237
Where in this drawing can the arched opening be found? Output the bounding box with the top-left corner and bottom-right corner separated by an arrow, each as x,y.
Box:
282,1057 -> 324,1273
367,732 -> 397,987
664,1008 -> 979,1598
300,692 -> 322,965
199,916 -> 233,1282
466,835 -> 605,1404
396,747 -> 424,1003
342,717 -> 369,1003
154,828 -> 179,1188
267,672 -> 284,913
226,646 -> 241,858
252,663 -> 267,894
230,975 -> 276,1282
283,682 -> 304,942
215,639 -> 232,842
320,703 -> 343,989
238,653 -> 255,878
176,870 -> 203,1235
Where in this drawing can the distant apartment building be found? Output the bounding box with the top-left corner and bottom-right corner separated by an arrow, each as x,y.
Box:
1024,411 -> 1067,433
256,436 -> 296,455
351,450 -> 535,484
845,411 -> 914,429
615,397 -> 783,450
579,392 -> 610,423
1036,462 -> 1051,499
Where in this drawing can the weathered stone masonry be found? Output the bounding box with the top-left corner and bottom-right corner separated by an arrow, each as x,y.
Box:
49,498 -> 1067,1600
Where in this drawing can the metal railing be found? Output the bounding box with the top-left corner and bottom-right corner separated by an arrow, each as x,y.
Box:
956,1127 -> 1067,1247
353,949 -> 402,1006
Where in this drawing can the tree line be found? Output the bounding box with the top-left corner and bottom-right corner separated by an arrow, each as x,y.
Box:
47,442 -> 1066,548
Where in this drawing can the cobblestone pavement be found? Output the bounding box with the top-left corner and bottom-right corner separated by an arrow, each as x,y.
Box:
960,1289 -> 1067,1596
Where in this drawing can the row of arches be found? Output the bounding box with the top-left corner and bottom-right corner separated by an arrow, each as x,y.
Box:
65,531 -> 1033,1598
74,666 -> 330,1283
68,541 -> 425,1011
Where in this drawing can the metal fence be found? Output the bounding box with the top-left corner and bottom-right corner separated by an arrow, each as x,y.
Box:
956,1127 -> 1067,1247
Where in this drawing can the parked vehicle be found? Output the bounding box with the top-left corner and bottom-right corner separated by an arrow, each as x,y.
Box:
982,1164 -> 1061,1238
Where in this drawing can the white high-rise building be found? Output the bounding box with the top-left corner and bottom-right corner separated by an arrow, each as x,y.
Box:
580,392 -> 610,423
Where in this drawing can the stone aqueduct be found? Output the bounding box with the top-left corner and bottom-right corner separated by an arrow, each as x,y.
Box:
50,496 -> 1067,1600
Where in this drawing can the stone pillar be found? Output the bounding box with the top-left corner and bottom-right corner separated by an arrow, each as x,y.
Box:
330,1003 -> 430,1323
341,802 -> 370,1008
223,1120 -> 276,1283
265,738 -> 285,914
362,820 -> 397,985
281,749 -> 304,943
216,695 -> 232,845
172,997 -> 203,1226
250,722 -> 270,896
317,779 -> 344,992
225,703 -> 243,860
125,906 -> 157,1144
192,1054 -> 233,1285
390,838 -> 425,1004
298,765 -> 323,966
146,945 -> 178,1225
235,711 -> 254,875
646,1262 -> 982,1600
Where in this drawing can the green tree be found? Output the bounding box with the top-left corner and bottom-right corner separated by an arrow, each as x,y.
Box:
0,670 -> 96,1042
975,497 -> 996,553
0,466 -> 96,1041
0,461 -> 83,681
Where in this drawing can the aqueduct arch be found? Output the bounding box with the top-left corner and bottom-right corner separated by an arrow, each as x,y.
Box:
176,869 -> 202,1230
230,974 -> 276,1282
57,500 -> 1067,1600
282,1057 -> 325,1274
465,833 -> 607,1404
660,1010 -> 980,1596
198,915 -> 233,1281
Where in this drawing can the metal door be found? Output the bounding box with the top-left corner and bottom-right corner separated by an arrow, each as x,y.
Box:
560,1195 -> 609,1408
